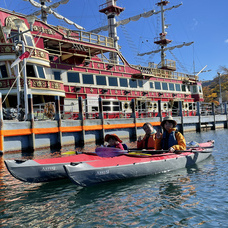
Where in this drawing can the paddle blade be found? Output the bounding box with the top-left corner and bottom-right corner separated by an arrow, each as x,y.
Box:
62,151 -> 76,155
95,147 -> 128,157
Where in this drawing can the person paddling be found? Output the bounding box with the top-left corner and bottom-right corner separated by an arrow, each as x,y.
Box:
155,116 -> 186,153
137,122 -> 157,149
105,134 -> 124,150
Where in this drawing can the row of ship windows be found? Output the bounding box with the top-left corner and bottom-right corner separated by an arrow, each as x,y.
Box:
0,63 -> 201,93
54,71 -> 201,93
83,100 -> 197,112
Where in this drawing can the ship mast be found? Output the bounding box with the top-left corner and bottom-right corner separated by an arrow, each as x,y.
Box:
99,0 -> 124,63
154,0 -> 172,69
40,0 -> 49,23
25,0 -> 84,29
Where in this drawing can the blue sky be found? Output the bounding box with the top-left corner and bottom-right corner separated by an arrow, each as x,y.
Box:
1,0 -> 228,81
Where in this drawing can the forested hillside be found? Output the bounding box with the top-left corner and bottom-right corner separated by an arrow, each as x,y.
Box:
202,67 -> 228,104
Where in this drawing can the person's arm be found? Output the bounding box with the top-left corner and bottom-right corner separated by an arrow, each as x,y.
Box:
137,135 -> 145,149
116,143 -> 124,150
171,132 -> 186,151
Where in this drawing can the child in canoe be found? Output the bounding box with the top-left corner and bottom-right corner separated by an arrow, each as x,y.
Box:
156,116 -> 186,153
105,134 -> 124,150
137,122 -> 157,149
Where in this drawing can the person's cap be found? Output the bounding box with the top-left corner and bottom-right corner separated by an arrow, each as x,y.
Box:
104,134 -> 122,143
161,116 -> 177,128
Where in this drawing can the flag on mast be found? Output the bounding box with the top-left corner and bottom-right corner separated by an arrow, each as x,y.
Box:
11,51 -> 30,68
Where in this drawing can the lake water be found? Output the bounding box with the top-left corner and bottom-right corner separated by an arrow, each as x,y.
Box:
0,129 -> 228,227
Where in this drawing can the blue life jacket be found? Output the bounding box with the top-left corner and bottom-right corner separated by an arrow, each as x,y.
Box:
161,131 -> 178,150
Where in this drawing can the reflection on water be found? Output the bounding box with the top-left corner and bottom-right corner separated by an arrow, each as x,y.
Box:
0,160 -> 214,227
0,130 -> 228,227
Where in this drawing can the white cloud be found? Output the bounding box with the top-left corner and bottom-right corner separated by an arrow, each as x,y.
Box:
193,18 -> 198,26
191,18 -> 198,30
225,39 -> 228,43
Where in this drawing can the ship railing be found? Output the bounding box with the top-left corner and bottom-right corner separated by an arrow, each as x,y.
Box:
216,103 -> 227,115
199,103 -> 213,116
171,106 -> 179,117
3,99 -> 227,121
27,77 -> 65,92
131,64 -> 198,81
60,104 -> 76,120
33,102 -> 55,120
0,43 -> 49,62
69,31 -> 114,48
199,102 -> 227,116
156,59 -> 176,70
99,1 -> 113,10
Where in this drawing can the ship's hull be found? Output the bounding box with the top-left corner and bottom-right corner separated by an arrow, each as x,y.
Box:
64,149 -> 212,187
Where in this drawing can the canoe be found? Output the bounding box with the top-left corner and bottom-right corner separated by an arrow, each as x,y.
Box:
4,140 -> 214,183
4,153 -> 102,183
64,148 -> 213,187
186,140 -> 214,149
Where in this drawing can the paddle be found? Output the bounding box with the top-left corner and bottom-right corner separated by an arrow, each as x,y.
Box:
95,147 -> 128,157
95,147 -> 189,157
65,147 -> 211,158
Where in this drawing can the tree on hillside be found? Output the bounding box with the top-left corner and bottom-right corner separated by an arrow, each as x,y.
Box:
203,66 -> 228,103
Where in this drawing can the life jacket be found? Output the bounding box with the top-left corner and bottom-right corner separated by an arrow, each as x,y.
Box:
107,143 -> 124,150
138,134 -> 156,149
161,130 -> 178,150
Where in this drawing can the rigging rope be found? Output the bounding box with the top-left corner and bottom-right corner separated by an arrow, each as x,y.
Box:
2,31 -> 43,105
168,50 -> 188,73
120,24 -> 146,65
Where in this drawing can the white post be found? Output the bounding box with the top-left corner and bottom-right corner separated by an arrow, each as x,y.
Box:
22,41 -> 28,120
15,65 -> 21,113
218,72 -> 222,104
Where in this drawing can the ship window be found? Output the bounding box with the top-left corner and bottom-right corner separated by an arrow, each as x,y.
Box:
119,78 -> 128,87
26,65 -> 35,77
92,106 -> 98,112
67,72 -> 80,83
0,65 -> 8,78
129,79 -> 137,88
189,103 -> 193,110
96,75 -> 107,85
138,80 -> 143,88
169,83 -> 174,91
193,103 -> 196,109
193,85 -> 197,93
24,34 -> 34,47
175,84 -> 181,91
10,31 -> 19,43
113,101 -> 121,111
108,77 -> 118,86
182,84 -> 186,92
187,85 -> 190,91
162,82 -> 168,90
37,66 -> 45,79
103,101 -> 111,111
150,82 -> 154,89
155,81 -> 161,90
83,74 -> 94,84
54,71 -> 61,80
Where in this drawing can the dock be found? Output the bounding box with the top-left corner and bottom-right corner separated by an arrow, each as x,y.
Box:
0,94 -> 227,153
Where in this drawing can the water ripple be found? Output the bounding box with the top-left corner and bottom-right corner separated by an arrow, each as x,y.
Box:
1,129 -> 228,227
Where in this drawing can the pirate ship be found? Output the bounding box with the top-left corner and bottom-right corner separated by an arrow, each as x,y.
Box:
0,0 -> 203,120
